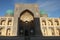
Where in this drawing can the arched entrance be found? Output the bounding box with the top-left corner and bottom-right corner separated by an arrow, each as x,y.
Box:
18,9 -> 35,36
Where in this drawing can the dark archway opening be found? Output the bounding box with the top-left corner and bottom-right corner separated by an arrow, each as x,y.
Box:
18,9 -> 35,36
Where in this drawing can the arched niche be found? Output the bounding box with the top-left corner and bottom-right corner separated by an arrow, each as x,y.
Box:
8,20 -> 12,25
56,28 -> 60,36
42,20 -> 46,25
0,27 -> 5,36
48,20 -> 53,25
48,27 -> 55,36
1,20 -> 6,25
42,27 -> 47,36
55,19 -> 59,25
6,28 -> 11,36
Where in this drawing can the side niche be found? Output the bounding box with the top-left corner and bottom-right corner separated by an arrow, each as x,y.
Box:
0,20 -> 6,25
54,19 -> 59,26
6,28 -> 11,36
0,27 -> 5,36
42,20 -> 46,26
48,20 -> 53,26
42,27 -> 47,36
7,20 -> 12,26
48,27 -> 55,36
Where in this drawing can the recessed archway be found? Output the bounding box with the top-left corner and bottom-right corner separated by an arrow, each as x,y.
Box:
18,9 -> 35,36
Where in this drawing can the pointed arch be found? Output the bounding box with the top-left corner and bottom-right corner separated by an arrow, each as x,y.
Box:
20,9 -> 34,17
19,9 -> 34,22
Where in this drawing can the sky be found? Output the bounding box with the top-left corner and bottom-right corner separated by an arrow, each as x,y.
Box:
0,0 -> 60,17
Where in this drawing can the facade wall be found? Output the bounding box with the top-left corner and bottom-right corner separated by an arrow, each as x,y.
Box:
0,16 -> 60,36
40,17 -> 60,36
13,4 -> 40,36
0,17 -> 14,36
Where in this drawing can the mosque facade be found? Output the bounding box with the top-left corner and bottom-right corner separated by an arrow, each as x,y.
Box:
0,4 -> 60,36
